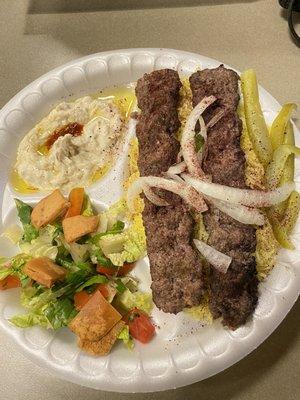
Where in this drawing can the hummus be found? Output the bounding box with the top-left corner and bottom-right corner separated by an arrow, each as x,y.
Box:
16,96 -> 123,191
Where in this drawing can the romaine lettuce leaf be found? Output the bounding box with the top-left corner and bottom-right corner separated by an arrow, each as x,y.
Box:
117,325 -> 134,350
20,225 -> 58,261
11,297 -> 77,329
107,214 -> 146,266
56,245 -> 74,269
99,234 -> 126,257
0,264 -> 12,281
15,199 -> 39,243
20,284 -> 72,311
89,245 -> 114,267
81,194 -> 95,217
44,298 -> 77,330
69,242 -> 89,263
117,290 -> 153,314
10,254 -> 32,287
89,220 -> 125,244
0,257 -> 11,278
10,311 -> 49,328
115,279 -> 127,294
66,269 -> 89,286
76,275 -> 108,292
103,199 -> 127,229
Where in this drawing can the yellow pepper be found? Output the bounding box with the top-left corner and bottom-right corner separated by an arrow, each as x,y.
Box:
265,144 -> 300,189
241,69 -> 272,167
282,191 -> 300,235
271,122 -> 295,217
266,209 -> 294,250
280,121 -> 295,184
270,103 -> 297,151
266,191 -> 300,250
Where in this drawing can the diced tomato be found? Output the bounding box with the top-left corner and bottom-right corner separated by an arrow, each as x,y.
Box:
0,276 -> 21,291
64,187 -> 85,219
96,263 -> 134,277
74,290 -> 92,311
96,283 -> 110,300
74,284 -> 112,310
96,264 -> 118,277
125,308 -> 155,344
117,263 -> 134,277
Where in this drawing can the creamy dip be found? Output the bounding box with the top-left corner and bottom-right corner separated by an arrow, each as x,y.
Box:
15,96 -> 123,191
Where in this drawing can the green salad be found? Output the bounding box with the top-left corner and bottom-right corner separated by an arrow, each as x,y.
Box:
0,188 -> 154,356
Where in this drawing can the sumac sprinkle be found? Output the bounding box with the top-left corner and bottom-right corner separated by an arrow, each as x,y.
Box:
46,122 -> 83,149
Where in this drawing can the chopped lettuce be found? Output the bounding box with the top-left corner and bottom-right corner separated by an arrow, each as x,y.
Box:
100,234 -> 126,257
66,269 -> 89,286
11,296 -> 77,330
51,222 -> 64,242
15,199 -> 39,243
69,242 -> 89,263
54,233 -> 90,268
89,244 -> 114,267
10,278 -> 78,330
76,275 -> 108,292
0,258 -> 12,280
55,245 -> 74,269
103,199 -> 127,229
20,284 -> 72,311
119,276 -> 139,292
107,214 -> 146,266
117,290 -> 153,314
89,220 -> 125,244
0,268 -> 11,281
10,254 -> 32,287
1,224 -> 23,244
118,325 -> 134,350
115,279 -> 127,294
44,298 -> 77,330
10,311 -> 49,328
65,261 -> 93,286
22,224 -> 39,243
81,194 -> 95,216
20,225 -> 58,261
15,199 -> 32,224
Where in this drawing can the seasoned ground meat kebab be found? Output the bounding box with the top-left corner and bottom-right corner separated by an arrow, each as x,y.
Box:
190,66 -> 258,329
135,69 -> 203,314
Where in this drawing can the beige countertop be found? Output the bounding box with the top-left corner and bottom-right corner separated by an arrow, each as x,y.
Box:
0,1 -> 299,399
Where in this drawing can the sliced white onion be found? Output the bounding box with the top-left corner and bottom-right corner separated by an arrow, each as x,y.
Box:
193,239 -> 232,274
176,149 -> 183,163
166,161 -> 186,175
127,176 -> 208,213
165,173 -> 185,183
208,197 -> 265,226
207,109 -> 225,128
143,184 -> 169,207
181,96 -> 216,178
182,173 -> 295,208
199,116 -> 207,140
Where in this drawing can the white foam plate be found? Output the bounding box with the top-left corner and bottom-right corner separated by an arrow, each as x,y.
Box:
0,49 -> 299,393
